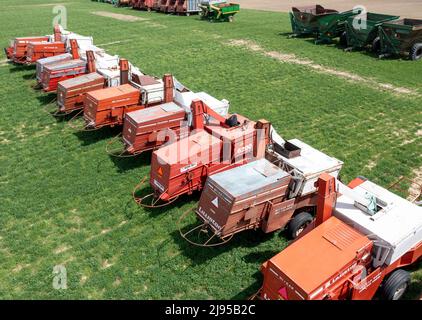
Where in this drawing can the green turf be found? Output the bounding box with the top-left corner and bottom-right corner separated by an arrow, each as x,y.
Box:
0,0 -> 421,299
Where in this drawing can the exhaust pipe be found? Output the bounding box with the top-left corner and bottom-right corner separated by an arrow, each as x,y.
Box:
254,119 -> 271,160
86,50 -> 96,73
119,58 -> 129,85
69,39 -> 79,60
163,73 -> 174,103
54,24 -> 61,42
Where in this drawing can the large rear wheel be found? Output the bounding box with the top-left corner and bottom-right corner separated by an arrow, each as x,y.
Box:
381,269 -> 410,300
410,43 -> 422,61
287,212 -> 313,239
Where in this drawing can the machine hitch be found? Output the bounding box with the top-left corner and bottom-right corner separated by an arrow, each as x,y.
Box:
178,208 -> 234,247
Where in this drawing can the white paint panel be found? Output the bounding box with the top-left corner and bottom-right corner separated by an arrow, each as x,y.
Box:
334,180 -> 422,266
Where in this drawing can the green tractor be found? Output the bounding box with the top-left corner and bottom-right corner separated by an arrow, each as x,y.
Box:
199,0 -> 240,22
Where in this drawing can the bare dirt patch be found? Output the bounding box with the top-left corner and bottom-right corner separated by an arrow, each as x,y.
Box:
97,39 -> 133,47
0,60 -> 10,67
12,264 -> 31,273
54,245 -> 71,255
365,160 -> 377,171
102,259 -> 114,269
227,39 -> 420,98
101,228 -> 111,235
113,277 -> 122,287
145,21 -> 167,28
32,2 -> 73,7
92,11 -> 147,22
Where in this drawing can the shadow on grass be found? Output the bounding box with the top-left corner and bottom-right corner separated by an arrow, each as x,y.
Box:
359,50 -> 410,62
281,32 -> 315,40
278,32 -> 293,37
72,126 -> 122,147
231,270 -> 262,300
9,64 -> 35,73
36,93 -> 56,106
171,222 -> 276,266
22,73 -> 37,80
108,151 -> 152,173
303,38 -> 338,47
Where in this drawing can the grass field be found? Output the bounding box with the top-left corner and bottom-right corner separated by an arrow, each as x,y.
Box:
0,0 -> 421,299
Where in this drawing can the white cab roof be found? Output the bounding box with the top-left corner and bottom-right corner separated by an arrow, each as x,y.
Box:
334,180 -> 422,265
279,139 -> 343,177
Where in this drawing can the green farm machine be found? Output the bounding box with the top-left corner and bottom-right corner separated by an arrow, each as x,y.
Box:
289,5 -> 361,43
199,0 -> 240,22
288,4 -> 422,60
378,19 -> 422,60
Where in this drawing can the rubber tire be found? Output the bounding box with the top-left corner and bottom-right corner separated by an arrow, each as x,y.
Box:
372,37 -> 381,54
287,212 -> 313,239
339,31 -> 347,47
381,269 -> 410,300
410,43 -> 422,61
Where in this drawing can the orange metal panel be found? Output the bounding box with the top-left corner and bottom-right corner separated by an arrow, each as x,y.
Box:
262,217 -> 371,300
57,73 -> 105,112
26,41 -> 66,63
87,84 -> 140,109
150,131 -> 223,199
122,103 -> 186,154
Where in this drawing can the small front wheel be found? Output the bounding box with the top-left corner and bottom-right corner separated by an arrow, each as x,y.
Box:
339,31 -> 347,47
287,212 -> 313,239
372,36 -> 381,54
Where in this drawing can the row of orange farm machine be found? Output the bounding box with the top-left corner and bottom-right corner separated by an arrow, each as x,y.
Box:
131,0 -> 200,15
4,24 -> 422,300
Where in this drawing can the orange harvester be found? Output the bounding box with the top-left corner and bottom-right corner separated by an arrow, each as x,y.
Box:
84,84 -> 142,129
259,174 -> 422,300
5,36 -> 51,63
180,138 -> 344,246
146,100 -> 270,202
56,50 -> 122,114
41,47 -> 95,93
83,69 -> 173,130
122,102 -> 186,155
25,25 -> 66,64
4,25 -> 64,64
